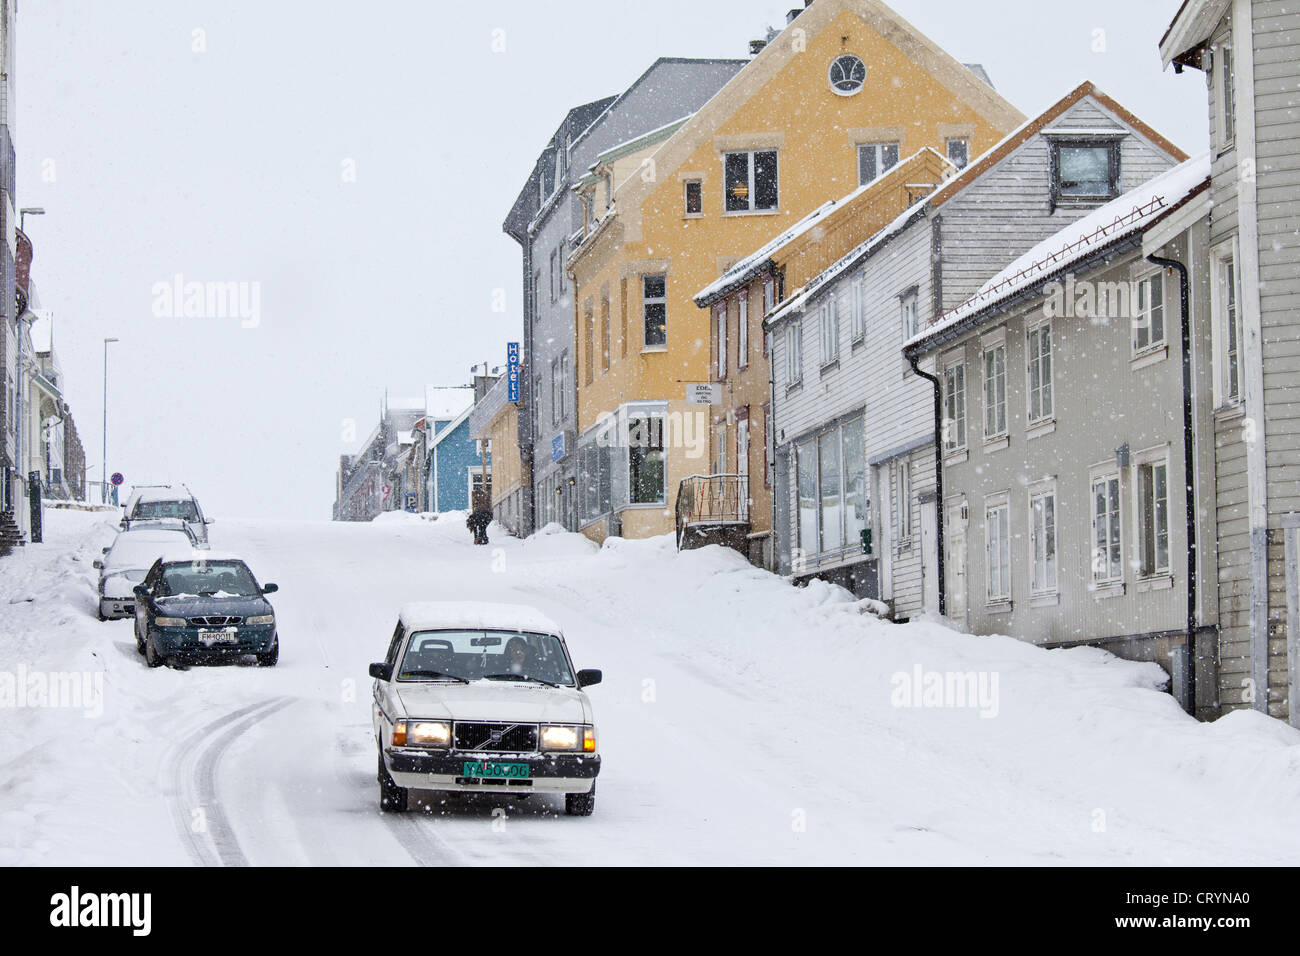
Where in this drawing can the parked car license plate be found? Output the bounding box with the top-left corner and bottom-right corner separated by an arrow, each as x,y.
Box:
198,628 -> 238,645
463,761 -> 530,779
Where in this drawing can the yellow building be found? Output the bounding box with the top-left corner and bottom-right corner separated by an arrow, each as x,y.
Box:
566,0 -> 1024,543
690,147 -> 955,567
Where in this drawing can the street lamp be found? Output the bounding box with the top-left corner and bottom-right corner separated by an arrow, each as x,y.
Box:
102,338 -> 119,504
19,207 -> 44,232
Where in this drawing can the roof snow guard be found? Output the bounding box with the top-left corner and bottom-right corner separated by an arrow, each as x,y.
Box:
905,152 -> 1210,355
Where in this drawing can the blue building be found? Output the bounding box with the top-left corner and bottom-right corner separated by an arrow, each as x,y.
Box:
425,385 -> 485,514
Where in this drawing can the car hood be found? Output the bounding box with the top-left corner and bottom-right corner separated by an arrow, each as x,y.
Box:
153,594 -> 273,618
392,681 -> 591,724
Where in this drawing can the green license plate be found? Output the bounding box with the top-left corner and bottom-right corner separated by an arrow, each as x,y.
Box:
462,761 -> 530,779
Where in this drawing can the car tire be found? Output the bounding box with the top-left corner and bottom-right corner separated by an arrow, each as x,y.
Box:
564,784 -> 596,817
379,751 -> 408,813
144,632 -> 164,668
257,637 -> 279,667
97,607 -> 107,622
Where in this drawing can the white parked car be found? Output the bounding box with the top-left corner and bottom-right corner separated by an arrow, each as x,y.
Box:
370,602 -> 602,815
122,485 -> 212,545
95,528 -> 198,620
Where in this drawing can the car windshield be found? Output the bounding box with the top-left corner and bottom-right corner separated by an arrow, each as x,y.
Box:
398,630 -> 575,686
158,561 -> 260,598
134,499 -> 199,521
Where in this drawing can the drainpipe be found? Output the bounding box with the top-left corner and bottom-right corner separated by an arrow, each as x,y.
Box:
906,353 -> 945,616
1148,251 -> 1197,716
767,318 -> 778,573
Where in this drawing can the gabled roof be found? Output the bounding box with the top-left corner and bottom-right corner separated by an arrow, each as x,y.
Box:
905,152 -> 1211,354
928,81 -> 1188,210
1159,0 -> 1232,70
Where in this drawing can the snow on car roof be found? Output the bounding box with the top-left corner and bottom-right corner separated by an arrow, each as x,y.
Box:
133,487 -> 196,504
106,536 -> 197,568
157,550 -> 248,565
399,601 -> 563,637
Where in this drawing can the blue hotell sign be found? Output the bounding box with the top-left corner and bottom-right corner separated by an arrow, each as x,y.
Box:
506,342 -> 520,403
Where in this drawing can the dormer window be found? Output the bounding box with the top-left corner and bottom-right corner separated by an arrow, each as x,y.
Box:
1047,135 -> 1122,210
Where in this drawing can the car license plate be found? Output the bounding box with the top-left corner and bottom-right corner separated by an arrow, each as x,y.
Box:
462,761 -> 530,779
198,628 -> 238,645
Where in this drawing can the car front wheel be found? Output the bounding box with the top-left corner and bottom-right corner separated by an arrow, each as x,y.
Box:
257,637 -> 279,667
378,751 -> 408,813
565,784 -> 595,817
144,632 -> 165,668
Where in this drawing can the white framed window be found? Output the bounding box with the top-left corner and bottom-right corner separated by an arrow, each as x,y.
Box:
723,150 -> 778,213
736,407 -> 750,480
828,54 -> 867,96
900,288 -> 919,341
982,336 -> 1007,440
857,141 -> 900,185
1134,448 -> 1171,578
713,422 -> 727,477
786,322 -> 803,386
1090,468 -> 1123,585
1028,480 -> 1058,595
946,137 -> 970,170
643,274 -> 667,348
941,352 -> 967,455
558,350 -> 569,421
1132,270 -> 1166,355
763,276 -> 775,315
819,294 -> 839,366
684,179 -> 703,216
715,302 -> 728,379
469,467 -> 492,505
1209,240 -> 1242,406
628,412 -> 666,505
738,290 -> 749,369
1215,38 -> 1236,151
896,458 -> 912,541
1026,320 -> 1053,425
851,273 -> 866,341
985,493 -> 1010,603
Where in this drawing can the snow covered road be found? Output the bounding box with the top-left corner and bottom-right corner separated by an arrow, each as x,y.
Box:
3,508 -> 1300,866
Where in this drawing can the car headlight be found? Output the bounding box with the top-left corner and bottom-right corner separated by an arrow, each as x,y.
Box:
246,614 -> 274,625
154,616 -> 186,627
392,719 -> 451,749
540,725 -> 596,753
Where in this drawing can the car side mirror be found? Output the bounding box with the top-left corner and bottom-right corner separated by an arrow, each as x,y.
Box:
101,547 -> 110,554
577,668 -> 602,688
132,584 -> 149,599
92,559 -> 103,570
262,583 -> 278,594
369,662 -> 393,681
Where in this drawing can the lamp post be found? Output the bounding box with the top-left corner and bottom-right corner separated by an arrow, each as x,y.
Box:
102,338 -> 118,504
19,207 -> 45,232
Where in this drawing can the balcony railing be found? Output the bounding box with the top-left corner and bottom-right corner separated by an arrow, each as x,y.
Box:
675,473 -> 750,549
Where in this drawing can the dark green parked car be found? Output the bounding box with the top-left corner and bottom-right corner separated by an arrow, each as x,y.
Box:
132,554 -> 279,668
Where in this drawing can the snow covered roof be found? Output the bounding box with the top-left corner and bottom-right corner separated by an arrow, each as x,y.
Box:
696,148 -> 952,308
396,430 -> 414,447
386,396 -> 426,411
425,385 -> 473,422
398,601 -> 564,637
905,152 -> 1211,353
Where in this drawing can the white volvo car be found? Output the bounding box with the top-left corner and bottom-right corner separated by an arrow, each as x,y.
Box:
370,602 -> 602,815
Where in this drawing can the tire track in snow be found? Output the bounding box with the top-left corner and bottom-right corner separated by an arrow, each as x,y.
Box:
166,696 -> 296,866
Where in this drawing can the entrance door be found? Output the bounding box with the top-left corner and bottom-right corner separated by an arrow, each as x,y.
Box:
920,498 -> 940,614
945,498 -> 968,629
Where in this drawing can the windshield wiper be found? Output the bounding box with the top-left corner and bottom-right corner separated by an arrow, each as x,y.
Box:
482,673 -> 559,688
400,669 -> 470,683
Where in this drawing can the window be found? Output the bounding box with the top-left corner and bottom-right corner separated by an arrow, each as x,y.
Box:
941,356 -> 966,455
549,357 -> 560,427
549,250 -> 557,304
724,150 -> 778,212
1029,483 -> 1057,595
1210,242 -> 1241,405
1026,322 -> 1053,424
762,403 -> 772,489
684,180 -> 703,216
532,270 -> 541,318
643,274 -> 667,348
716,302 -> 728,379
1133,271 -> 1166,354
1090,472 -> 1122,585
985,496 -> 1010,602
900,288 -> 919,341
857,142 -> 900,185
584,303 -> 595,386
786,322 -> 803,386
828,54 -> 866,95
1050,140 -> 1120,205
819,294 -> 839,367
795,417 -> 866,557
1216,40 -> 1235,149
896,459 -> 912,540
736,407 -> 750,480
819,430 -> 842,552
946,138 -> 969,170
558,350 -> 569,421
713,422 -> 727,477
851,273 -> 866,342
1137,456 -> 1170,577
579,443 -> 613,525
797,439 -> 817,553
601,296 -> 611,372
738,290 -> 749,369
982,341 -> 1007,439
628,415 -> 665,504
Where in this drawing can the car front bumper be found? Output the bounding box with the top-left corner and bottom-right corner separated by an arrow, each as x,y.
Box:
385,748 -> 600,794
152,624 -> 276,660
99,597 -> 134,619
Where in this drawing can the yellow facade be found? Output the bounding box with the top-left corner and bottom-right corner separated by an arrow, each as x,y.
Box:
569,0 -> 1024,541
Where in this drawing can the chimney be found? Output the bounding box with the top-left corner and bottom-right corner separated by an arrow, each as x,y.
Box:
749,38 -> 766,55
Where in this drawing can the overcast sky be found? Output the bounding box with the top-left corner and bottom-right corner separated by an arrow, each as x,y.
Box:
17,0 -> 1204,520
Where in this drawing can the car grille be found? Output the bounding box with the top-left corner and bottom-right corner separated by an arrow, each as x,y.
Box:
453,722 -> 537,753
189,615 -> 243,626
